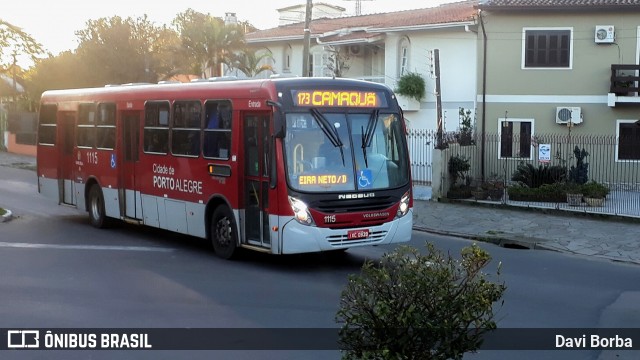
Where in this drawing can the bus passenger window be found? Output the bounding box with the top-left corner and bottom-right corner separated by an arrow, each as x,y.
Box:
96,103 -> 116,150
204,100 -> 232,159
144,101 -> 170,154
77,103 -> 96,148
172,101 -> 201,157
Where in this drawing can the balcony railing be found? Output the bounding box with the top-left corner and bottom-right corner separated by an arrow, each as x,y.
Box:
610,64 -> 640,96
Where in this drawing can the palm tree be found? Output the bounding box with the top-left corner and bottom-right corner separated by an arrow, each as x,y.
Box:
172,10 -> 245,78
231,48 -> 275,78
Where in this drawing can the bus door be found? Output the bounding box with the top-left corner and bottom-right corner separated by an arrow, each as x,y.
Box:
242,112 -> 274,249
120,111 -> 142,220
59,112 -> 76,205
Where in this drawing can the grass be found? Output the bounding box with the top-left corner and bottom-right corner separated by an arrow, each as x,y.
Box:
0,208 -> 6,216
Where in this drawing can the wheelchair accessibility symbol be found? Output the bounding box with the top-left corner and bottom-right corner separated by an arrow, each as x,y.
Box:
358,169 -> 373,189
111,154 -> 117,169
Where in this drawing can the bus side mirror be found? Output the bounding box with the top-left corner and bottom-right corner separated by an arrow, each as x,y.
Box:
267,100 -> 285,138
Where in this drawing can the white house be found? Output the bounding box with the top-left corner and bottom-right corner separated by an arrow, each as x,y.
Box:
244,0 -> 479,132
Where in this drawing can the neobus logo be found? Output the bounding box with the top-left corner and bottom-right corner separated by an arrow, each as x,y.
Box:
338,193 -> 375,200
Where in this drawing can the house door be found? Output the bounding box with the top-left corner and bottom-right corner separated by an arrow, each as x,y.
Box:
59,112 -> 76,205
120,111 -> 142,219
242,112 -> 272,249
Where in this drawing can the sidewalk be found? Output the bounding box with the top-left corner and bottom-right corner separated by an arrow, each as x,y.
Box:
412,200 -> 640,265
1,151 -> 638,265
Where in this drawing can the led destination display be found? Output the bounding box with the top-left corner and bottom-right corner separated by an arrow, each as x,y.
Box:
292,90 -> 385,108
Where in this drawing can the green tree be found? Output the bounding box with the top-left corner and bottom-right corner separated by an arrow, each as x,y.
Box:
75,15 -> 178,86
24,51 -> 91,104
172,9 -> 245,78
0,19 -> 44,72
0,19 -> 45,110
336,243 -> 505,360
230,48 -> 274,78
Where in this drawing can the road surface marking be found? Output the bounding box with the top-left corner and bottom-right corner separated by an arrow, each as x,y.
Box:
0,241 -> 174,252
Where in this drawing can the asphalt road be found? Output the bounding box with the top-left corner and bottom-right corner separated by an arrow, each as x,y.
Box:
1,165 -> 639,360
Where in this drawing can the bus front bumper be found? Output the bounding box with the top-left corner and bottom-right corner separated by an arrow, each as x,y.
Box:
280,208 -> 413,254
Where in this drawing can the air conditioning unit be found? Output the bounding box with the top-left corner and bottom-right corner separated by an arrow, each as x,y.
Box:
595,25 -> 615,44
348,45 -> 362,57
556,107 -> 582,124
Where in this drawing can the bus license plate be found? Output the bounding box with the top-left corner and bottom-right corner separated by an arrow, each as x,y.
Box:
347,229 -> 369,240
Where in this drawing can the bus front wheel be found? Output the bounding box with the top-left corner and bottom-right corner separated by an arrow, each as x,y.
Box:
88,185 -> 108,228
211,206 -> 238,259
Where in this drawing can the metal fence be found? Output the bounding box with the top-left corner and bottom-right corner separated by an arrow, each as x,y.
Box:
407,129 -> 436,185
440,132 -> 640,218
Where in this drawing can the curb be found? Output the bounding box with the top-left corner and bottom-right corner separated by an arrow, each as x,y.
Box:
1,209 -> 13,223
413,226 -> 640,266
412,226 -> 551,251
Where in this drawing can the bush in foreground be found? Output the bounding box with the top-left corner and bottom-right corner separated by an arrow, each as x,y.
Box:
336,243 -> 506,360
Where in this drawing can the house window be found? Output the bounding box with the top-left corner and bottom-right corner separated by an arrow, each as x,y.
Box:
283,44 -> 292,73
523,28 -> 571,68
617,120 -> 640,161
312,49 -> 331,77
398,37 -> 410,76
498,118 -> 533,159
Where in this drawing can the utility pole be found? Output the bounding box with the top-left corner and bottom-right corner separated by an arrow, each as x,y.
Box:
434,49 -> 446,149
11,52 -> 17,111
302,0 -> 313,77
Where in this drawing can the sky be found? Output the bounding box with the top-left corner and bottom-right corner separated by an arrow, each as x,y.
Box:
3,0 -> 453,58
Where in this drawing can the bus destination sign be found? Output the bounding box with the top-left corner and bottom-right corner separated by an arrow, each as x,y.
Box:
292,90 -> 384,108
298,174 -> 349,186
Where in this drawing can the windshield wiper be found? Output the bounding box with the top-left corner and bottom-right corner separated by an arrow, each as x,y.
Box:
309,108 -> 345,165
361,110 -> 379,168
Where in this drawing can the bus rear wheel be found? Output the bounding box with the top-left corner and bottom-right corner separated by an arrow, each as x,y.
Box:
88,185 -> 108,228
211,206 -> 238,259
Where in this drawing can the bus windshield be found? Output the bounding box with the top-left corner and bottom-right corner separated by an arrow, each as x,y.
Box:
284,110 -> 409,192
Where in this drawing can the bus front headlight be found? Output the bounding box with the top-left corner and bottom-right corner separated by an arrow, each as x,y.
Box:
396,190 -> 411,218
288,196 -> 315,226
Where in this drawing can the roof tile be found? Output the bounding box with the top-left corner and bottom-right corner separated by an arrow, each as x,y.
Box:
246,1 -> 478,42
479,0 -> 640,9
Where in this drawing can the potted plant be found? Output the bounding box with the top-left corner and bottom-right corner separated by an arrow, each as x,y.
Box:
581,181 -> 609,207
614,73 -> 633,96
564,183 -> 583,206
480,174 -> 505,201
395,72 -> 425,111
471,186 -> 488,201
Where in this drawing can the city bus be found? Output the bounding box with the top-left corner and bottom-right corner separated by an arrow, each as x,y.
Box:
36,77 -> 413,258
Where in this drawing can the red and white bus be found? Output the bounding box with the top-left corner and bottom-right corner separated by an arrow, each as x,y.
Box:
37,78 -> 413,258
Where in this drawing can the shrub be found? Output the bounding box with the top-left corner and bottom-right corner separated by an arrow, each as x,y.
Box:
511,162 -> 566,188
568,146 -> 589,185
447,186 -> 473,199
456,107 -> 474,146
336,243 -> 505,360
507,183 -> 568,202
448,154 -> 470,186
581,181 -> 609,199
